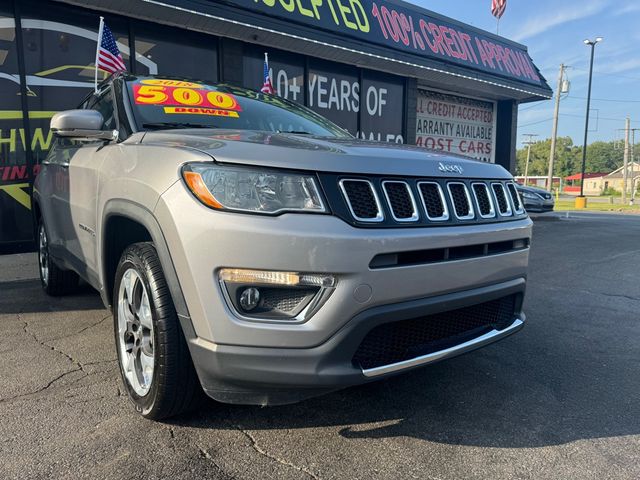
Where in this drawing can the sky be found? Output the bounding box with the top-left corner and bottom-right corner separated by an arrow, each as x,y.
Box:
413,0 -> 640,148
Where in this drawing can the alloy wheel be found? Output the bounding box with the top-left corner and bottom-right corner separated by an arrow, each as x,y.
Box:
117,268 -> 155,397
38,225 -> 49,286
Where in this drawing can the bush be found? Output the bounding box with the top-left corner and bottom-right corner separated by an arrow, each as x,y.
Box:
602,187 -> 621,196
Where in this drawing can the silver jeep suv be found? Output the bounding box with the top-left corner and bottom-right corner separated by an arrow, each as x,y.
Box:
34,74 -> 531,419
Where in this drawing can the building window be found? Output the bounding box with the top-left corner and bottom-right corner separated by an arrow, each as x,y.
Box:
133,24 -> 218,82
243,48 -> 304,104
360,71 -> 404,143
243,49 -> 406,143
308,59 -> 359,136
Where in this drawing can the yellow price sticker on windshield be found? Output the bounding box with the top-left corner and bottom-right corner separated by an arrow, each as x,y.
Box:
141,79 -> 203,88
134,84 -> 241,112
164,106 -> 240,118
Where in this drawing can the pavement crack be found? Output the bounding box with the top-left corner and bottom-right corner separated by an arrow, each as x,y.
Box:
197,444 -> 235,479
236,426 -> 320,480
20,313 -> 88,374
165,426 -> 178,454
0,368 -> 83,403
47,314 -> 111,342
599,292 -> 640,302
83,359 -> 118,367
4,312 -> 101,403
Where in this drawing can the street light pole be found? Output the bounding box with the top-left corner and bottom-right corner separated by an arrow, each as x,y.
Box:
577,37 -> 602,206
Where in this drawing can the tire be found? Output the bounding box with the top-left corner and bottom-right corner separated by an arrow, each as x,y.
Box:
38,221 -> 79,296
113,242 -> 202,420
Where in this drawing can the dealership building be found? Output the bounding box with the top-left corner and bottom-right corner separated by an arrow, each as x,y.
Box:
0,0 -> 551,249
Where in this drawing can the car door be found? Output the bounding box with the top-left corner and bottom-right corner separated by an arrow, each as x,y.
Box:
38,134 -> 72,259
57,88 -> 116,284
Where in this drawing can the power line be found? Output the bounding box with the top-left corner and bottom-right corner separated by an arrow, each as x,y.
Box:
571,66 -> 640,82
565,95 -> 640,104
519,114 -> 640,128
519,117 -> 554,128
519,102 -> 549,112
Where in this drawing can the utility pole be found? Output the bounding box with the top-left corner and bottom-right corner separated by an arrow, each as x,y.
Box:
548,64 -> 565,192
629,128 -> 639,202
623,118 -> 630,204
632,129 -> 636,198
523,134 -> 538,186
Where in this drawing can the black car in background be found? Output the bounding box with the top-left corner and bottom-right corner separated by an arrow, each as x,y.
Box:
516,185 -> 555,213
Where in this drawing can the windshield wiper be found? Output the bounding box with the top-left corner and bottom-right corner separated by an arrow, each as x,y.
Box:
142,122 -> 216,130
276,130 -> 312,135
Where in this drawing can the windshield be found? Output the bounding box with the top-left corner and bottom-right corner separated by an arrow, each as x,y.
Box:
126,77 -> 350,137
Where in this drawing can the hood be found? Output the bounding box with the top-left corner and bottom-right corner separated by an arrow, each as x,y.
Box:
139,129 -> 512,180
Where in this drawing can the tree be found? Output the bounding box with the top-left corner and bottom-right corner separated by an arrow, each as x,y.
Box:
515,138 -> 627,178
584,141 -> 623,173
516,137 -> 577,177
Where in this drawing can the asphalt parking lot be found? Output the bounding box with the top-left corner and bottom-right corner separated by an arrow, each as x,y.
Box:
1,212 -> 639,480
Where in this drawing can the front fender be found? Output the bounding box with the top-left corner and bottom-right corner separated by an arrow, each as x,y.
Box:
100,198 -> 194,337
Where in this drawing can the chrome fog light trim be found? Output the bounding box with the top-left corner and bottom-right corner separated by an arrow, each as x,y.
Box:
218,269 -> 337,323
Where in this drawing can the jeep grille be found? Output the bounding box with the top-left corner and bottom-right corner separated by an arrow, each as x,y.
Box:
327,176 -> 526,227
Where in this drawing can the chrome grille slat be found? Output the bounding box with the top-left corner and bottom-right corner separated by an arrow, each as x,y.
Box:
507,182 -> 525,214
382,181 -> 419,222
472,183 -> 496,218
491,182 -> 513,216
447,182 -> 475,220
339,179 -> 384,222
417,182 -> 449,221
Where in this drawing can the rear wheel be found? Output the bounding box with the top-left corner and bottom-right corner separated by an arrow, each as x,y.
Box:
114,242 -> 202,420
38,221 -> 79,296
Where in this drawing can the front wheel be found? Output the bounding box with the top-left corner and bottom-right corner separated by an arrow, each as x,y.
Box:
114,242 -> 202,420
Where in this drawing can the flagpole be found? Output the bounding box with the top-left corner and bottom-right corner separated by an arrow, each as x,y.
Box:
496,18 -> 500,35
94,16 -> 104,93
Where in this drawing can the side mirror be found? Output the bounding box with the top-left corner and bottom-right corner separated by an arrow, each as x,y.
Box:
50,110 -> 117,141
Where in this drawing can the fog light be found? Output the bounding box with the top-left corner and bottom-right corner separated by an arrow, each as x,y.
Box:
513,239 -> 528,249
219,268 -> 337,322
239,287 -> 260,311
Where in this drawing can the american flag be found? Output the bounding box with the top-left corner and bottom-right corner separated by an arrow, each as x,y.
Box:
96,20 -> 126,74
260,52 -> 275,95
491,0 -> 507,19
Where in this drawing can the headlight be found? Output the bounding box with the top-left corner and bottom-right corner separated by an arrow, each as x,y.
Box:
521,192 -> 539,200
182,163 -> 326,214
